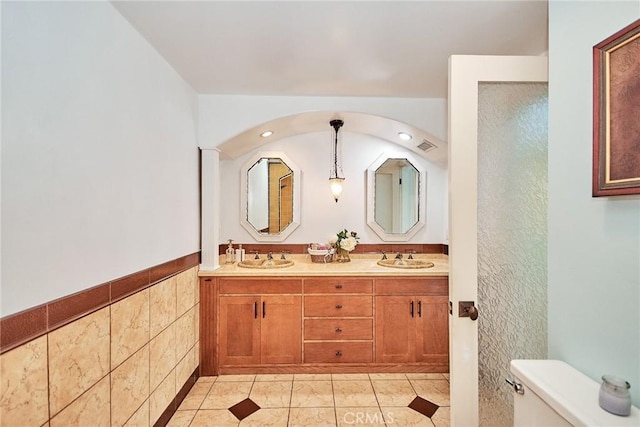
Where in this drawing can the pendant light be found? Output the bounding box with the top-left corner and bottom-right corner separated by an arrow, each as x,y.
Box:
329,119 -> 345,202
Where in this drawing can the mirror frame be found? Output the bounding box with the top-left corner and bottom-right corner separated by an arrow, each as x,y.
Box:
366,152 -> 426,242
240,151 -> 301,242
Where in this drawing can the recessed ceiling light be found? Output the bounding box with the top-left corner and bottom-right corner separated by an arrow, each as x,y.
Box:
260,130 -> 273,138
398,132 -> 412,141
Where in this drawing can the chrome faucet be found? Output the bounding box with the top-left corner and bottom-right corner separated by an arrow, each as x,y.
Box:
252,251 -> 260,260
395,253 -> 403,260
267,252 -> 274,261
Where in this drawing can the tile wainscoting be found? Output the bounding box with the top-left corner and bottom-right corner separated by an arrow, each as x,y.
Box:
0,253 -> 200,427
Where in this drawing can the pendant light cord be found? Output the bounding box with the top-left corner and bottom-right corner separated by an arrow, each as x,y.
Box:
330,119 -> 344,178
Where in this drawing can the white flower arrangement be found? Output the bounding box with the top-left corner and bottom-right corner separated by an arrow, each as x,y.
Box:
329,229 -> 359,252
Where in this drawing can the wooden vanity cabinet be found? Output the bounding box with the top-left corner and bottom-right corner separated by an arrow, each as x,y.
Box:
201,274 -> 449,374
375,277 -> 449,367
218,278 -> 302,367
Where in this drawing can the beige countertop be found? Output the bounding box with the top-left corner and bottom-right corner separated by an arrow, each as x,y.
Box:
199,253 -> 449,277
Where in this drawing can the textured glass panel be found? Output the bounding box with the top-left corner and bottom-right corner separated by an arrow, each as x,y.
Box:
477,82 -> 548,426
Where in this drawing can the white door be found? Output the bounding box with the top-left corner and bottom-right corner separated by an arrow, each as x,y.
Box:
448,55 -> 548,426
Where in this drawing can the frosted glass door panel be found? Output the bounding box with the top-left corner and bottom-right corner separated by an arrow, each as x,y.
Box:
477,82 -> 548,426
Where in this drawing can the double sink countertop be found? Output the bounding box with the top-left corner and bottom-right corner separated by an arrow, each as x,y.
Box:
199,253 -> 449,277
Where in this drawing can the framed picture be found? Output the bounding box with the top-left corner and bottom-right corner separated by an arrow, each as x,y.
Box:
593,19 -> 640,197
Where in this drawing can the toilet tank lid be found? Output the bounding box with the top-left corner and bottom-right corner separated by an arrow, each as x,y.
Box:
511,360 -> 639,427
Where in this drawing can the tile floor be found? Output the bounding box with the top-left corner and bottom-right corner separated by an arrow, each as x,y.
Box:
167,373 -> 450,426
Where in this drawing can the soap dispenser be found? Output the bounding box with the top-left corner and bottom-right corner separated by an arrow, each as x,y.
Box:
225,239 -> 235,264
235,244 -> 245,262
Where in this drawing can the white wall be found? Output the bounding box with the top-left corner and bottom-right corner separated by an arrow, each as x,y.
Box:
548,1 -> 640,406
199,95 -> 448,245
1,2 -> 200,316
220,131 -> 447,245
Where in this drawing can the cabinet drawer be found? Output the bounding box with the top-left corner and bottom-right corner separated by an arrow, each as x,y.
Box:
304,342 -> 373,363
304,318 -> 373,340
304,296 -> 372,317
304,278 -> 373,294
375,277 -> 448,296
219,278 -> 302,294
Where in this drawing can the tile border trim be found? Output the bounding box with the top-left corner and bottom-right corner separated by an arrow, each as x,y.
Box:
0,252 -> 200,354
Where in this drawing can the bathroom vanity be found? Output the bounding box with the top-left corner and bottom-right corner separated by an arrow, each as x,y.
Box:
199,254 -> 449,375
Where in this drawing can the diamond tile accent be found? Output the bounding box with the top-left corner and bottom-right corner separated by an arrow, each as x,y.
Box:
408,396 -> 439,418
228,398 -> 260,421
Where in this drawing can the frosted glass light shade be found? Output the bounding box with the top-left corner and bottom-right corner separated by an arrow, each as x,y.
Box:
329,177 -> 344,202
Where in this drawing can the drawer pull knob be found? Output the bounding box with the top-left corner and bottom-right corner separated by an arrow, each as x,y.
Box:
335,304 -> 343,309
335,327 -> 343,333
335,351 -> 343,357
335,284 -> 343,289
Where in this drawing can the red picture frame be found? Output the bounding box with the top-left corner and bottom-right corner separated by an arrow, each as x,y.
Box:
593,19 -> 640,197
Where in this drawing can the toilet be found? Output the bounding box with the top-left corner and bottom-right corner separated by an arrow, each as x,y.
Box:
510,360 -> 639,426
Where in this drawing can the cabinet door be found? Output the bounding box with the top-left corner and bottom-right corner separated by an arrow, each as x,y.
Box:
219,296 -> 260,365
261,295 -> 302,364
375,296 -> 415,363
415,296 -> 449,364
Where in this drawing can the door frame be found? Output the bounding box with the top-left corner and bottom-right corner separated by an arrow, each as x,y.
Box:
448,55 -> 548,426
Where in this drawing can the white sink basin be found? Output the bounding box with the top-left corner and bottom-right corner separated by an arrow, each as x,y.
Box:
377,259 -> 435,269
237,259 -> 295,269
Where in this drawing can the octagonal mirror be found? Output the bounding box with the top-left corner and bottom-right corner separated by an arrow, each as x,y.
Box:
240,152 -> 301,241
366,152 -> 426,241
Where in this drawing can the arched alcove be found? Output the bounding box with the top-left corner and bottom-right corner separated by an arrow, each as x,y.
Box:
216,111 -> 447,166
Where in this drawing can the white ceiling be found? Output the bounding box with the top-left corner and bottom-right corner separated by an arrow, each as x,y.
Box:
112,0 -> 548,99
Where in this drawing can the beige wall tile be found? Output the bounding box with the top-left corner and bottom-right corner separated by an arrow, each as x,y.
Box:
124,399 -> 149,427
111,345 -> 150,427
50,376 -> 110,427
175,346 -> 195,393
176,269 -> 195,317
194,303 -> 200,344
0,336 -> 49,426
49,307 -> 110,416
150,277 -> 176,338
111,289 -> 150,369
187,345 -> 198,381
194,341 -> 200,371
174,308 -> 195,362
149,323 -> 176,392
150,370 -> 175,425
192,268 -> 200,304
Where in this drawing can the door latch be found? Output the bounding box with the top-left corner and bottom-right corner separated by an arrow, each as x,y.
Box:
458,301 -> 479,321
